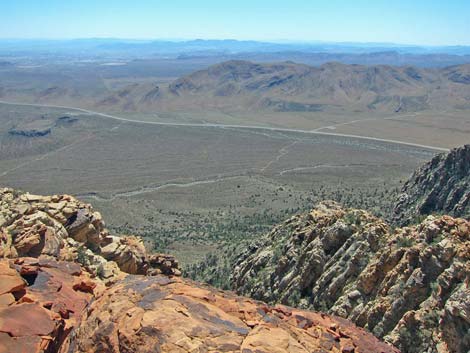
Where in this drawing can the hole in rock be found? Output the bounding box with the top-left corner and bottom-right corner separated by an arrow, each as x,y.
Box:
21,272 -> 38,286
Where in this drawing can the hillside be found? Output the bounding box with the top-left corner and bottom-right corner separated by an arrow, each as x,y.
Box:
1,147 -> 469,352
393,144 -> 470,225
0,187 -> 398,353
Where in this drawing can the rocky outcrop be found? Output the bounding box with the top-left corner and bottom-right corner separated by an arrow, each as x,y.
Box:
232,201 -> 470,353
148,253 -> 181,276
72,274 -> 398,353
8,127 -> 51,137
393,145 -> 470,226
0,188 -> 180,282
8,116 -> 79,138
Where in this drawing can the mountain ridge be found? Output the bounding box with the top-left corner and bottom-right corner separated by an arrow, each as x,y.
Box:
231,200 -> 469,353
230,146 -> 470,353
81,61 -> 470,114
393,144 -> 470,225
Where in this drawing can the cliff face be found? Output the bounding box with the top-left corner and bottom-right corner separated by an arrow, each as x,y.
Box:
0,188 -> 398,353
232,202 -> 470,353
393,145 -> 470,226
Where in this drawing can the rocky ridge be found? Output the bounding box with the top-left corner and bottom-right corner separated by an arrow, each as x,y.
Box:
393,144 -> 470,226
0,188 -> 399,353
232,201 -> 470,353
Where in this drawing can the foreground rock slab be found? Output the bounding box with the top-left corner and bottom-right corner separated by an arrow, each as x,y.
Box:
0,256 -> 399,353
72,274 -> 399,353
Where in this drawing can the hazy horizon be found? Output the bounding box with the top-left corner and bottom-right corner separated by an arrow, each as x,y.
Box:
1,37 -> 470,49
1,0 -> 469,46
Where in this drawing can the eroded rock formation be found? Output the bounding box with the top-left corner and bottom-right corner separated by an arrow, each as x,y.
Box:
232,201 -> 470,353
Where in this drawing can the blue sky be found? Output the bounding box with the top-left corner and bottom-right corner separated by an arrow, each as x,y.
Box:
0,0 -> 469,45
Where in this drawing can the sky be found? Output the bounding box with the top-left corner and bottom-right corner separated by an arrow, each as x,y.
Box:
0,0 -> 469,46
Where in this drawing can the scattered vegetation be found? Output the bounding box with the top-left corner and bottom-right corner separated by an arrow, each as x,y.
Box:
397,236 -> 415,248
110,181 -> 403,288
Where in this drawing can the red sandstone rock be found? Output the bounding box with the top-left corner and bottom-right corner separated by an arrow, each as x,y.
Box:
72,274 -> 400,353
0,303 -> 56,336
0,259 -> 97,353
0,262 -> 25,295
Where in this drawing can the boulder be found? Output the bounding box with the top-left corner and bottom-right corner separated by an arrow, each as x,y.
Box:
148,253 -> 181,276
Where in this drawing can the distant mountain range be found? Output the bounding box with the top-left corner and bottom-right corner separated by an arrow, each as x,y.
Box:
95,39 -> 470,55
92,60 -> 470,114
1,39 -> 470,67
2,60 -> 469,114
2,38 -> 470,54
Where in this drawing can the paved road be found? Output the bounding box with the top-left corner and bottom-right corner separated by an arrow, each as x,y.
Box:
0,100 -> 449,152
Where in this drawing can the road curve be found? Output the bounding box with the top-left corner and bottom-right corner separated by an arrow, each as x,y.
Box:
0,99 -> 449,152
